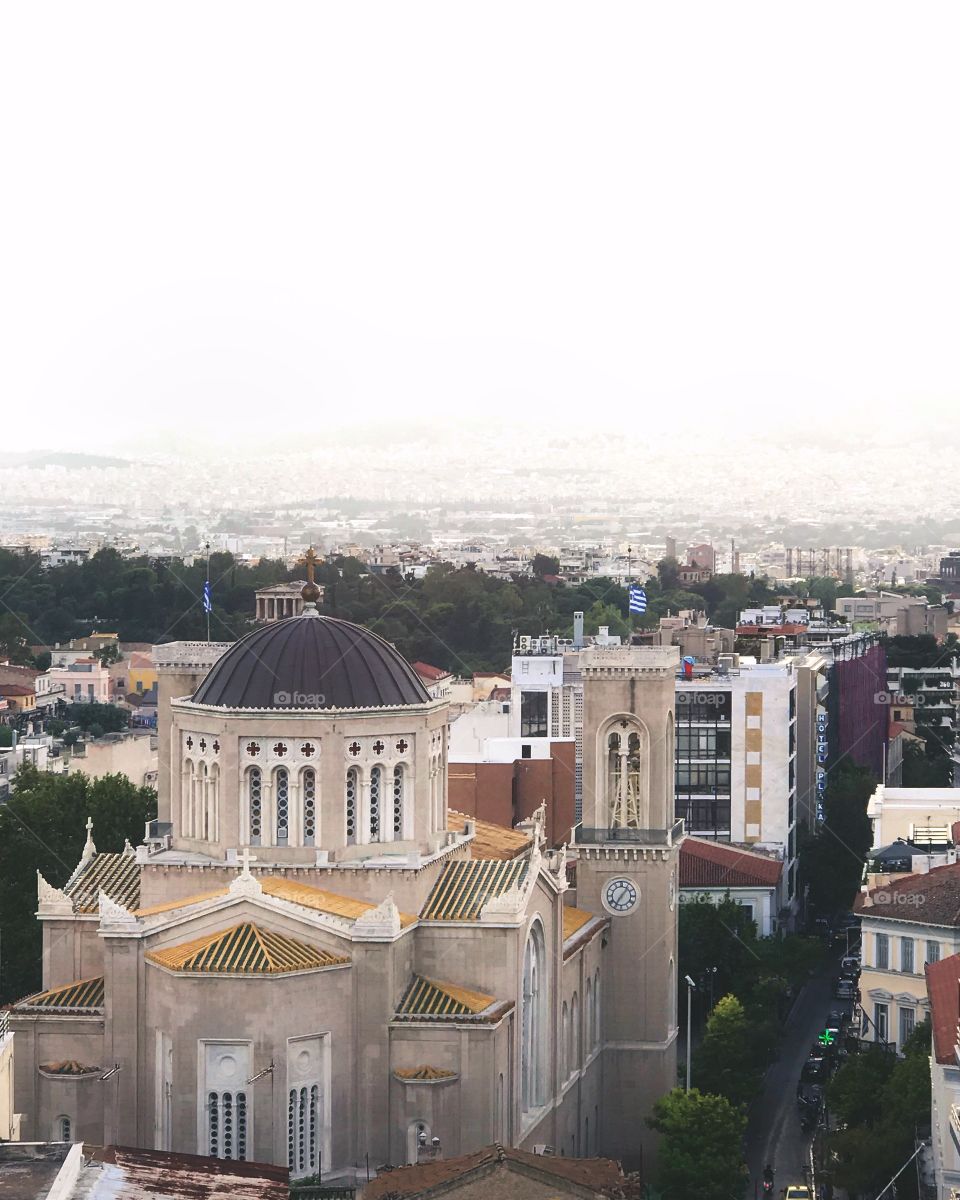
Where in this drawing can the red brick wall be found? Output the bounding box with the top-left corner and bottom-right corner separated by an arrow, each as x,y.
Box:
447,742 -> 575,847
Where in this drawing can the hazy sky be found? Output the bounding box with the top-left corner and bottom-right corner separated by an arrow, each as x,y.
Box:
4,3 -> 960,453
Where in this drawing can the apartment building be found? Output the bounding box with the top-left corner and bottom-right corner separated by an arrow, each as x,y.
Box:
675,660 -> 800,901
926,951 -> 960,1199
858,863 -> 960,1050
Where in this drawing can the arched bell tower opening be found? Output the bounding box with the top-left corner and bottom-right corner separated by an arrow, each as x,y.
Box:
601,717 -> 650,829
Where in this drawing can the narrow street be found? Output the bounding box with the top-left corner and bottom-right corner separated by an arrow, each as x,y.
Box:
745,955 -> 845,1197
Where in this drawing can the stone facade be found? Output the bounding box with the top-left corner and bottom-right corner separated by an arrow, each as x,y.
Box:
7,612 -> 679,1184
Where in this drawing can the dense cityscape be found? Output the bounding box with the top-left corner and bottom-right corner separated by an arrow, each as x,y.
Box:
4,3 -> 960,1198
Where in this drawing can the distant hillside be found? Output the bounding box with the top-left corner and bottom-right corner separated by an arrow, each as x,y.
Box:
0,451 -> 130,469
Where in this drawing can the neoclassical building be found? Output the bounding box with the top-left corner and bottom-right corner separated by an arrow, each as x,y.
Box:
6,576 -> 681,1183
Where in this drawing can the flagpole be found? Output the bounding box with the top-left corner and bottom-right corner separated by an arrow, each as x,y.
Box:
205,542 -> 211,643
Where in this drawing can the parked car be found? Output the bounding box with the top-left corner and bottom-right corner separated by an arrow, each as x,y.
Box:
785,1187 -> 812,1200
835,977 -> 856,1000
840,954 -> 861,977
827,1006 -> 848,1030
801,1052 -> 828,1083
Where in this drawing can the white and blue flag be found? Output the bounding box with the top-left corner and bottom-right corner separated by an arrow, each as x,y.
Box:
628,585 -> 647,614
203,579 -> 213,614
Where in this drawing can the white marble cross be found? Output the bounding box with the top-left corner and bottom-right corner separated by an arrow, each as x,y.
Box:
238,847 -> 258,877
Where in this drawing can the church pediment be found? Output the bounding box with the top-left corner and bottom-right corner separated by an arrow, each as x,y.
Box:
146,921 -> 350,976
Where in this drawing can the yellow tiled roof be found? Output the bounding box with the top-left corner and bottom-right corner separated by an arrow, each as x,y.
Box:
65,853 -> 140,913
16,976 -> 104,1012
446,810 -> 532,860
420,858 -> 527,921
562,905 -> 595,941
260,877 -> 418,927
146,923 -> 350,975
394,1065 -> 458,1080
396,975 -> 496,1020
135,888 -> 229,917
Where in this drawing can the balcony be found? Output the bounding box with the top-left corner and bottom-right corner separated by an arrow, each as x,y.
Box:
575,819 -> 685,847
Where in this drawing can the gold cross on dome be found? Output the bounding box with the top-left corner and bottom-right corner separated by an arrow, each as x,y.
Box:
303,546 -> 318,585
238,847 -> 258,877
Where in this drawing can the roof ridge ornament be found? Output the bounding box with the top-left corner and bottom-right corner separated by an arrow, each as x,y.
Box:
353,892 -> 402,939
80,816 -> 96,864
37,871 -> 74,916
98,888 -> 139,930
229,848 -> 263,897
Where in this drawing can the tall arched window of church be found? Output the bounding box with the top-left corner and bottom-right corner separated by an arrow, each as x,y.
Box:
275,768 -> 289,845
370,765 -> 383,841
248,768 -> 262,846
392,765 -> 404,839
345,768 -> 358,845
302,768 -> 317,847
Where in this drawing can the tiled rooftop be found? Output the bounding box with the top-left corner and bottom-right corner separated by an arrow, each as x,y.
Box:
420,858 -> 527,921
562,905 -> 595,941
261,877 -> 418,926
926,952 -> 960,1064
680,838 -> 783,889
65,851 -> 140,913
860,861 -> 960,926
447,810 -> 532,860
395,975 -> 498,1021
15,975 -> 104,1013
146,922 -> 350,974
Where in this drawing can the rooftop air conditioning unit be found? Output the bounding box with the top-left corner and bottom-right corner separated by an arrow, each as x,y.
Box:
518,636 -> 532,652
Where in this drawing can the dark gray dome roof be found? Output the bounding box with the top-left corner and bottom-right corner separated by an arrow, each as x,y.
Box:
192,615 -> 431,710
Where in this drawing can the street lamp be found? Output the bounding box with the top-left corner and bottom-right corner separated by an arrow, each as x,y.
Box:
684,975 -> 696,1091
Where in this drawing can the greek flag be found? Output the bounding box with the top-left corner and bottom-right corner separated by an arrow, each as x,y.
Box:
203,580 -> 213,614
628,585 -> 647,614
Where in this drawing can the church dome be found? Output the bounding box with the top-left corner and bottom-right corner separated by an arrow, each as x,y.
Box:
191,614 -> 431,710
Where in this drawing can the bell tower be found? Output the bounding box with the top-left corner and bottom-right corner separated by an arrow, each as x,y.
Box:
573,645 -> 681,1171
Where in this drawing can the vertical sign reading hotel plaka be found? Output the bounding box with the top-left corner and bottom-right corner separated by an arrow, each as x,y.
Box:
815,708 -> 828,823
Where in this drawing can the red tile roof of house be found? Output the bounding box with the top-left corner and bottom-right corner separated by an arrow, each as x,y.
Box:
362,1144 -> 629,1199
412,661 -> 451,682
0,683 -> 36,696
926,953 -> 960,1063
680,838 -> 783,889
859,861 -> 960,926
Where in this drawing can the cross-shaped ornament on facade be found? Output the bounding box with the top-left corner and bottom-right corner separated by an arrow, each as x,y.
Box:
212,741 -> 220,753
348,741 -> 361,756
372,740 -> 385,755
301,743 -> 316,757
238,847 -> 258,878
185,736 -> 194,750
273,743 -> 287,757
199,738 -> 207,752
246,742 -> 261,756
395,739 -> 409,754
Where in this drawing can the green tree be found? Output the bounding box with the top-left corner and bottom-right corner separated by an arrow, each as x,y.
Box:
799,761 -> 876,915
531,553 -> 560,578
0,766 -> 156,1002
64,703 -> 128,734
648,1087 -> 748,1200
827,1020 -> 930,1199
694,994 -> 761,1107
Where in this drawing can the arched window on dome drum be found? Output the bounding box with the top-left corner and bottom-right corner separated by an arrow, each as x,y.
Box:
200,762 -> 209,840
182,760 -> 194,838
209,763 -> 220,842
248,767 -> 262,846
345,767 -> 357,845
275,768 -> 289,845
369,765 -> 383,841
302,768 -> 317,847
392,764 -> 404,839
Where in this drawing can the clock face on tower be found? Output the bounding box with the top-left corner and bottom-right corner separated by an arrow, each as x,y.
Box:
602,877 -> 639,916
